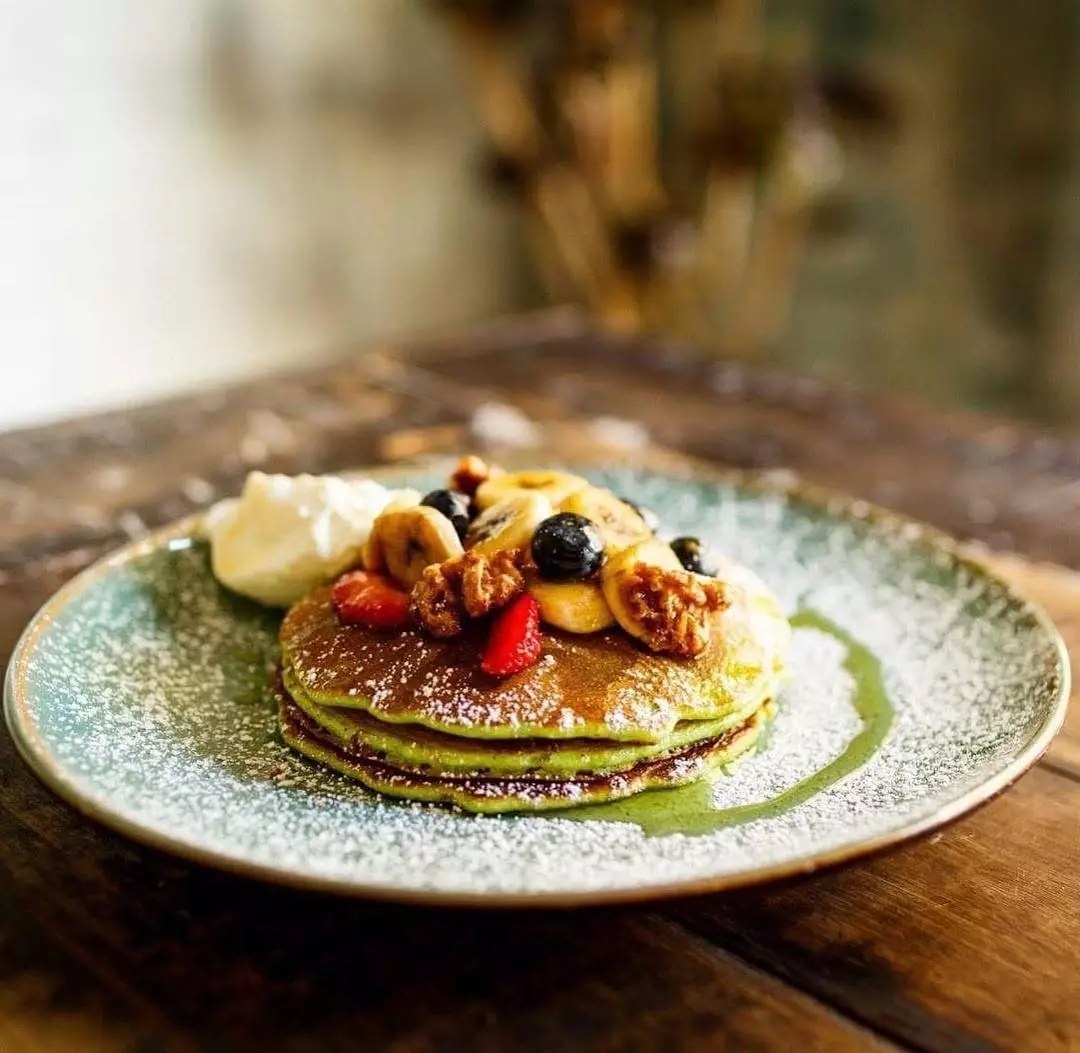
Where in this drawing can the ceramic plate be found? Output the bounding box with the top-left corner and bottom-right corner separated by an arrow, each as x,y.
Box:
4,461 -> 1069,906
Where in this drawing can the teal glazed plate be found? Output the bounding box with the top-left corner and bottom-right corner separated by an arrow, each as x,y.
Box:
4,461 -> 1070,906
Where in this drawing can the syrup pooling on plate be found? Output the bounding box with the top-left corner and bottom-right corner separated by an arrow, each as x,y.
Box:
563,609 -> 895,835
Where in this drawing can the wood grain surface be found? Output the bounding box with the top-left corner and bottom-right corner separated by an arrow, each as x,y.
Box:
1,313 -> 1078,1051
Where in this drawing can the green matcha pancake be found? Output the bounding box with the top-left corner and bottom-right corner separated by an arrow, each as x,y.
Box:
273,465 -> 790,812
282,659 -> 768,779
276,682 -> 768,814
281,577 -> 787,744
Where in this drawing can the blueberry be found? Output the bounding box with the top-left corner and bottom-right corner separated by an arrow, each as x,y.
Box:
420,489 -> 471,541
621,496 -> 660,534
670,536 -> 717,576
531,513 -> 606,580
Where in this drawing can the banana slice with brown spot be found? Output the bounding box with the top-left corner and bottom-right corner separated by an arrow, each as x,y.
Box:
366,505 -> 463,588
529,579 -> 615,633
474,470 -> 588,511
466,491 -> 553,556
560,486 -> 652,551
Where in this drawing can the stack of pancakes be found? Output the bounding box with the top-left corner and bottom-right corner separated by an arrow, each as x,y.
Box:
276,564 -> 788,813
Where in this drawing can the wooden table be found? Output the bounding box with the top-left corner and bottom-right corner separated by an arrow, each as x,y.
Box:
1,313 -> 1078,1052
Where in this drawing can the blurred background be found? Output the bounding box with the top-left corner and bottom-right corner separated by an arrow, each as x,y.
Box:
3,0 -> 1079,430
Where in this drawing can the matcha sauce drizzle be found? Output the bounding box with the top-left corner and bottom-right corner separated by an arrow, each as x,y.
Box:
562,610 -> 895,837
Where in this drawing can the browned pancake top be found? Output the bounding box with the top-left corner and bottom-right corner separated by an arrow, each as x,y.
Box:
280,587 -> 756,742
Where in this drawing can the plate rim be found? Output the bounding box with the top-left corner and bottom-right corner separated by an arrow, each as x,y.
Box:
4,460 -> 1071,907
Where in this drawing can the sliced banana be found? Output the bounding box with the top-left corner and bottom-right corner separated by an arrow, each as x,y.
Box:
467,491 -> 553,556
529,579 -> 615,633
560,486 -> 652,551
601,540 -> 684,643
605,539 -> 682,576
362,491 -> 421,573
365,505 -> 463,588
474,470 -> 588,511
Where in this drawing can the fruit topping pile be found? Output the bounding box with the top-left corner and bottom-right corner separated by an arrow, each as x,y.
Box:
331,457 -> 729,677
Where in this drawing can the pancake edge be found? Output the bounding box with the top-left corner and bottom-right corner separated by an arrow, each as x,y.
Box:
276,684 -> 768,814
282,659 -> 768,780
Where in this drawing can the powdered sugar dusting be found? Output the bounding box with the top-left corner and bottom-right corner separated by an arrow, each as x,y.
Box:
8,465 -> 1065,899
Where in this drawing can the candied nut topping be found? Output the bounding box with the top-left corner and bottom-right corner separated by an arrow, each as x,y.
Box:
411,547 -> 531,636
410,563 -> 464,638
449,455 -> 503,497
619,565 -> 728,658
459,548 -> 531,618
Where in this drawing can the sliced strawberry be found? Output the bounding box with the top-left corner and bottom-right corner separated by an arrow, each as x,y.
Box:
332,570 -> 411,629
481,593 -> 542,677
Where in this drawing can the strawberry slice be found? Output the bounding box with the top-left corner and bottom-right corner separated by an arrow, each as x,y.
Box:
481,593 -> 542,677
332,570 -> 411,629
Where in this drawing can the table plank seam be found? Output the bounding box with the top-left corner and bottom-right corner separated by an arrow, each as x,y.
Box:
663,909 -> 999,1053
650,914 -> 914,1051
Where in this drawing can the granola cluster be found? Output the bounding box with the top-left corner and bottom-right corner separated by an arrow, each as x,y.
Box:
411,547 -> 532,637
615,564 -> 728,658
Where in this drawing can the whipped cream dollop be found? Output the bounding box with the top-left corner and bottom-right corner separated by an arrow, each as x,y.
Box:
206,472 -> 416,607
